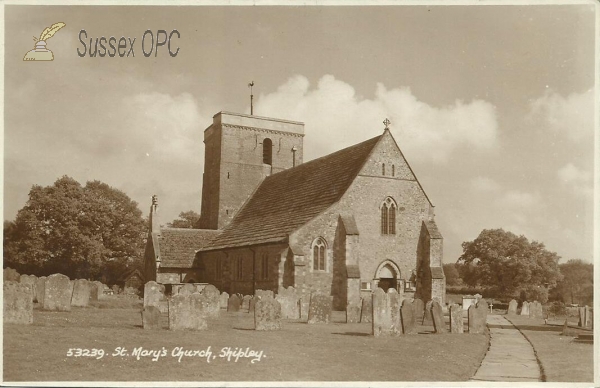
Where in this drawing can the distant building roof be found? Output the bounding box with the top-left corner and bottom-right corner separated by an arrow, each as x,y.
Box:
200,134 -> 383,251
118,268 -> 144,282
157,228 -> 221,268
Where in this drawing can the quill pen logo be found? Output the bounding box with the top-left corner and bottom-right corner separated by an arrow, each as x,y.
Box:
23,22 -> 66,61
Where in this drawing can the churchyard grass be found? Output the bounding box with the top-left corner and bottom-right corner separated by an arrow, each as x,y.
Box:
505,315 -> 593,382
5,303 -> 488,382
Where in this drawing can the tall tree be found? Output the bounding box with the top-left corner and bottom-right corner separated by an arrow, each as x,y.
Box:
3,176 -> 146,282
552,259 -> 593,305
167,210 -> 200,229
456,229 -> 562,298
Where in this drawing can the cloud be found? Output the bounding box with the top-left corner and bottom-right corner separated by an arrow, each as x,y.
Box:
255,75 -> 498,162
470,176 -> 501,192
497,190 -> 543,212
528,89 -> 594,141
557,163 -> 593,197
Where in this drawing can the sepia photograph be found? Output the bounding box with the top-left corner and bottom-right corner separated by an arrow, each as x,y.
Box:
2,1 -> 597,386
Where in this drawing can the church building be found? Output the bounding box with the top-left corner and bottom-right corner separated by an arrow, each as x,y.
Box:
144,111 -> 445,309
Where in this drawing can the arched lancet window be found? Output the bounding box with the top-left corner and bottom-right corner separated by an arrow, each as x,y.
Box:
382,163 -> 386,176
263,138 -> 272,165
312,237 -> 327,271
381,197 -> 397,235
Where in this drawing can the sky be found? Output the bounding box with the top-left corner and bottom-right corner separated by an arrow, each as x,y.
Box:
4,4 -> 597,264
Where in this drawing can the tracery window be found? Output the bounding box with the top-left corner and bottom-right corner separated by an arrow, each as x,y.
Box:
381,197 -> 397,235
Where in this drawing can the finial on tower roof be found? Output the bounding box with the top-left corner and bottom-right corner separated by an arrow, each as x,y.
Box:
383,118 -> 391,130
248,81 -> 255,115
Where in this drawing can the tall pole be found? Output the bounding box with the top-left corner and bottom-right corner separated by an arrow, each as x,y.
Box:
248,81 -> 255,115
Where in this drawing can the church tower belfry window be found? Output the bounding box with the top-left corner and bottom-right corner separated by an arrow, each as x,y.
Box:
263,138 -> 273,165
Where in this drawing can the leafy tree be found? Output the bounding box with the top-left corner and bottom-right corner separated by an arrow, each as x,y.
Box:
456,229 -> 562,298
551,259 -> 593,305
3,176 -> 146,283
167,210 -> 200,229
443,263 -> 461,286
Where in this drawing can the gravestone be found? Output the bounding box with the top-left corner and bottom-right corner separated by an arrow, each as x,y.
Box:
168,293 -> 208,331
530,301 -> 542,319
19,274 -> 37,303
255,289 -> 274,299
431,301 -> 446,333
372,288 -> 401,337
360,296 -> 373,323
254,296 -> 282,331
474,294 -> 482,300
36,276 -> 47,305
400,299 -> 417,334
449,303 -> 463,334
200,284 -> 220,318
90,281 -> 102,302
71,279 -> 91,307
520,301 -> 530,316
307,292 -> 332,324
112,285 -> 121,294
578,307 -> 585,327
4,281 -> 34,324
300,296 -> 310,320
423,300 -> 433,324
4,267 -> 20,282
584,305 -> 592,328
143,281 -> 165,308
468,299 -> 488,334
276,287 -> 300,319
249,295 -> 259,313
43,273 -> 73,311
227,294 -> 241,312
220,292 -> 229,309
346,301 -> 361,323
179,283 -> 196,296
507,299 -> 518,315
562,318 -> 577,336
462,295 -> 477,311
413,298 -> 424,323
242,295 -> 252,311
142,306 -> 161,329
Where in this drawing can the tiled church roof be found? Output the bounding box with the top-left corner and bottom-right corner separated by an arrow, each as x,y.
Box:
201,134 -> 383,251
157,228 -> 220,268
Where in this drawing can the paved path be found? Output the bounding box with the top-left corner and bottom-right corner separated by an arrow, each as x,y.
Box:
470,314 -> 541,382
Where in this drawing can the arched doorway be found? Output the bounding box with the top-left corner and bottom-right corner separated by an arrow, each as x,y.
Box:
375,261 -> 400,292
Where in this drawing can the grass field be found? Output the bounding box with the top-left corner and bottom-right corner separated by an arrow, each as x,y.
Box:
505,315 -> 593,382
4,301 -> 488,382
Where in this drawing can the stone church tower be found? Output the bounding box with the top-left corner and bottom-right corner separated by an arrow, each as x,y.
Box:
196,112 -> 305,229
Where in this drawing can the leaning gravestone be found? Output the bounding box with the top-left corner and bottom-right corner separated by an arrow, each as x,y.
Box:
19,274 -> 37,303
308,292 -> 332,324
360,296 -> 373,323
43,274 -> 73,311
507,299 -> 518,315
346,301 -> 361,323
400,299 -> 417,334
431,301 -> 446,334
468,299 -> 488,334
143,281 -> 165,308
220,292 -> 229,309
276,287 -> 300,319
449,303 -> 464,334
227,294 -> 241,312
242,295 -> 252,311
4,281 -> 34,324
71,279 -> 91,307
200,284 -> 220,319
179,283 -> 196,296
254,296 -> 282,331
142,306 -> 161,330
372,288 -> 401,337
520,301 -> 530,316
36,276 -> 47,305
4,267 -> 20,282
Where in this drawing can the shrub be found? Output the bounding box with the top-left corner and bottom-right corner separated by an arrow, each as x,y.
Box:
547,301 -> 567,317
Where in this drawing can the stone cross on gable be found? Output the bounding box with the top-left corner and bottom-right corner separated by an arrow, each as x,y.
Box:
383,118 -> 391,130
